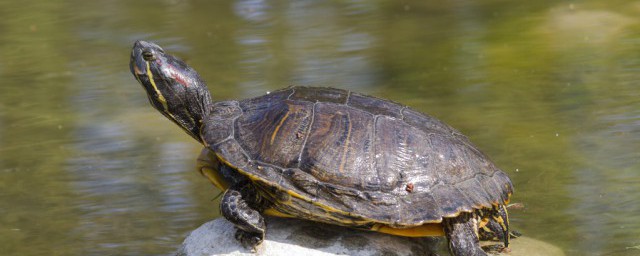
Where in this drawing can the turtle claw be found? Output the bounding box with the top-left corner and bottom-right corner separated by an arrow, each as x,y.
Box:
235,229 -> 263,251
482,244 -> 511,254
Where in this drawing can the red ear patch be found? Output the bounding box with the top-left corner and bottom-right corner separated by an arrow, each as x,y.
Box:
166,63 -> 190,87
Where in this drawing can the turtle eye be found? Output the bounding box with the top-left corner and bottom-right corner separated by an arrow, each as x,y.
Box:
142,51 -> 156,61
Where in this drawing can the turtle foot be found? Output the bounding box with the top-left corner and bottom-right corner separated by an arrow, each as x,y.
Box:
482,244 -> 511,254
235,229 -> 263,252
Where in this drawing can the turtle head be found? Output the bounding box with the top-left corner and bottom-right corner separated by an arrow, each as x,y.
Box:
130,40 -> 212,142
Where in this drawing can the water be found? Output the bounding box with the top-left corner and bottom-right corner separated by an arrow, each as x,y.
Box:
1,1 -> 639,255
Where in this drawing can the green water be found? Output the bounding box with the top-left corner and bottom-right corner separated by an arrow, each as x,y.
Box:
1,1 -> 639,255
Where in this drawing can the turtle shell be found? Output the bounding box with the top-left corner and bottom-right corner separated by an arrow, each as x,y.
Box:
201,86 -> 513,227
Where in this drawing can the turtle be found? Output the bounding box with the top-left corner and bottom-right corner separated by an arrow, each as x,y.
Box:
130,40 -> 514,256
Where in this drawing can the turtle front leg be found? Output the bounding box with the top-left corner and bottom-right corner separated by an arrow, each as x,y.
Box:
443,212 -> 487,256
220,182 -> 267,251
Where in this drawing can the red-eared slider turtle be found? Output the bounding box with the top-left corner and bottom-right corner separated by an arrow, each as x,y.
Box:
130,41 -> 514,256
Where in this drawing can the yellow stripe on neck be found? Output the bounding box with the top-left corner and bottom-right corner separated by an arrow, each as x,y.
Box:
146,61 -> 169,112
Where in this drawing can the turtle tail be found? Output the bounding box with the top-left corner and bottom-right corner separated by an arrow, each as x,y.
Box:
493,204 -> 510,248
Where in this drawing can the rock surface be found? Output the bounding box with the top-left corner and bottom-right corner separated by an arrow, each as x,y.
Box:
176,217 -> 564,256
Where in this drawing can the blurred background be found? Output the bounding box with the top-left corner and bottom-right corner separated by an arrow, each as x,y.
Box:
1,0 -> 639,255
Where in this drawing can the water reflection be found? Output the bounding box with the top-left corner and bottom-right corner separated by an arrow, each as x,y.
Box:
284,1 -> 378,90
234,0 -> 275,92
234,0 -> 378,94
569,68 -> 640,254
68,116 -> 206,252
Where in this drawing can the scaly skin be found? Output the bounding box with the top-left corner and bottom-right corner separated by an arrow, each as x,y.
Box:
220,182 -> 267,251
444,212 -> 487,256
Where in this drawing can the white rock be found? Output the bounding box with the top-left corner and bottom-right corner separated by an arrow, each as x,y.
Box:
176,217 -> 564,256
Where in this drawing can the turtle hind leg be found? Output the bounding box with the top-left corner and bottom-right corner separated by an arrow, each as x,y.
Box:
478,205 -> 519,254
480,205 -> 519,242
220,182 -> 267,251
443,212 -> 487,256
